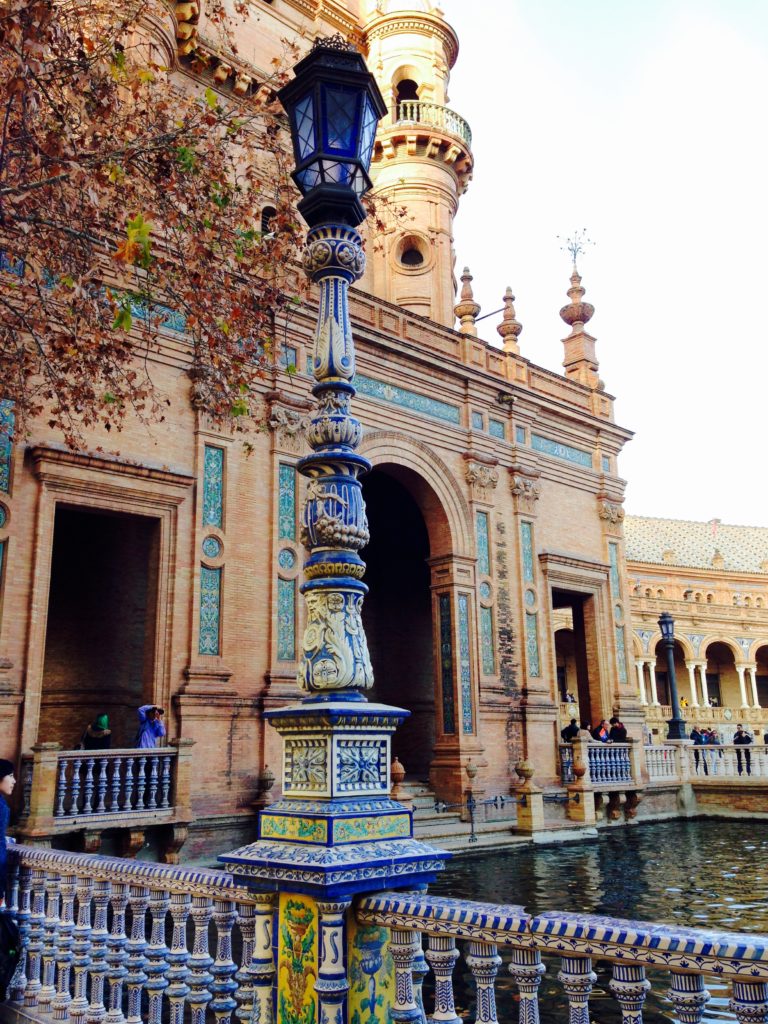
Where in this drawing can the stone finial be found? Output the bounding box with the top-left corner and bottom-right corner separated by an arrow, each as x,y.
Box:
496,286 -> 523,354
454,266 -> 481,336
559,264 -> 595,332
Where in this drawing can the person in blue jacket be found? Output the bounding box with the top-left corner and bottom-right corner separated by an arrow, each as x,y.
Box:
0,759 -> 16,903
136,706 -> 166,749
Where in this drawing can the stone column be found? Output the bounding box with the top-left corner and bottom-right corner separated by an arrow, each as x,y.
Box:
635,660 -> 647,706
685,662 -> 699,707
747,664 -> 761,708
698,663 -> 710,706
646,661 -> 659,705
736,665 -> 749,709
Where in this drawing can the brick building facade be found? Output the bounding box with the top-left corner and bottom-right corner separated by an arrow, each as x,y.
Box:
0,0 -> 643,856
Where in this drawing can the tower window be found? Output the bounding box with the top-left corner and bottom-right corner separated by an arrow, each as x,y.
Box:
396,79 -> 419,104
395,234 -> 429,270
261,205 -> 277,234
400,247 -> 424,266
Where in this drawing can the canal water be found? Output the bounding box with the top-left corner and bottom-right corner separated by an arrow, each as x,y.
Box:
429,818 -> 767,1022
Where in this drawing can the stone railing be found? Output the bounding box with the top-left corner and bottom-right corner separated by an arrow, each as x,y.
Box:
685,743 -> 768,780
644,743 -> 679,782
357,889 -> 768,1024
16,741 -> 194,852
395,100 -> 472,147
644,703 -> 768,728
3,844 -> 273,1024
558,740 -> 636,788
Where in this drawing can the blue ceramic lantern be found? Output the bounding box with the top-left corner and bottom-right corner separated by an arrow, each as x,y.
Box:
278,36 -> 387,228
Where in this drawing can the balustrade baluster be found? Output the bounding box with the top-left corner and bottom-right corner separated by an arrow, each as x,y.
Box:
70,759 -> 83,815
125,885 -> 150,1024
557,955 -> 596,1024
21,758 -> 34,818
96,758 -> 109,813
39,870 -> 62,1012
25,868 -> 47,1008
411,937 -> 428,1024
105,881 -> 129,1024
145,890 -> 171,1024
9,862 -> 33,1002
160,756 -> 172,809
210,899 -> 238,1024
166,892 -> 191,1024
508,947 -> 545,1024
425,935 -> 461,1024
136,757 -> 147,810
316,901 -> 350,1024
233,904 -> 255,1024
70,877 -> 93,1024
465,940 -> 501,1024
52,873 -> 77,1021
188,895 -> 214,1024
55,758 -> 68,817
667,970 -> 709,1023
148,757 -> 159,810
730,979 -> 768,1024
609,963 -> 650,1023
110,758 -> 122,811
389,929 -> 421,1024
86,879 -> 111,1024
122,759 -> 135,811
83,758 -> 96,814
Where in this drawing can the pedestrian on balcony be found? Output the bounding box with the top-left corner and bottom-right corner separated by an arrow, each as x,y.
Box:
705,728 -> 722,776
734,725 -> 753,776
561,718 -> 579,742
135,705 -> 166,749
608,717 -> 627,742
592,720 -> 610,742
79,713 -> 112,751
690,726 -> 708,775
0,759 -> 16,902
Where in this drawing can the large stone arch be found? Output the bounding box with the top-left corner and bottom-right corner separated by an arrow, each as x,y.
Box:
701,636 -> 742,663
359,430 -> 473,558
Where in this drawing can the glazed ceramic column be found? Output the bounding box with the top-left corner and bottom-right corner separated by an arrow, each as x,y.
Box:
698,664 -> 710,706
736,665 -> 749,709
635,660 -> 647,705
219,38 -> 448,1024
747,665 -> 760,708
646,661 -> 659,705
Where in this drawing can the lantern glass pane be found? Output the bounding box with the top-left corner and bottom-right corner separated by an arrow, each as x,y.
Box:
359,95 -> 378,170
294,94 -> 316,161
296,164 -> 322,191
323,84 -> 360,156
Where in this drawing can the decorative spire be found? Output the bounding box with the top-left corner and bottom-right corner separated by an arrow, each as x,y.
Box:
496,286 -> 523,354
454,266 -> 481,336
559,265 -> 595,332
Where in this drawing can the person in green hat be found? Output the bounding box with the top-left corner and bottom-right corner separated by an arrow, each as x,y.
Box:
79,713 -> 112,751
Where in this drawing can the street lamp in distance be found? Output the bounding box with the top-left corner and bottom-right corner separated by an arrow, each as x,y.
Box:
658,611 -> 687,740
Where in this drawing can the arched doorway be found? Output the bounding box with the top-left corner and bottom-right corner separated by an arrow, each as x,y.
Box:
703,641 -> 739,708
361,467 -> 435,777
755,644 -> 768,707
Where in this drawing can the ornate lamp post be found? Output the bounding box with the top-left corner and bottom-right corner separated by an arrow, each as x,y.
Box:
220,32 -> 445,907
659,612 -> 687,740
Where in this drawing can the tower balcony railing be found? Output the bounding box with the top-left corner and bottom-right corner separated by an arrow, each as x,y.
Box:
6,843 -> 768,1024
394,100 -> 472,147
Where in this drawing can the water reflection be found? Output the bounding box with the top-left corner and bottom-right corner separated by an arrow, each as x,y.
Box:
429,819 -> 768,1022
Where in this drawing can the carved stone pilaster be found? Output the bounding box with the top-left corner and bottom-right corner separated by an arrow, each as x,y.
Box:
463,454 -> 499,502
266,392 -> 313,455
509,468 -> 541,516
598,499 -> 625,525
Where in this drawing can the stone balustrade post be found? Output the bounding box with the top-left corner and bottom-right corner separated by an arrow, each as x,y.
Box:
52,872 -> 77,1021
86,880 -> 111,1024
20,743 -> 62,840
170,738 -> 195,818
210,899 -> 238,1024
106,881 -> 129,1024
125,885 -> 150,1024
166,892 -> 191,1024
627,737 -> 645,786
24,867 -> 46,1009
514,761 -> 544,834
145,889 -> 171,1024
565,737 -> 596,825
39,870 -> 61,1012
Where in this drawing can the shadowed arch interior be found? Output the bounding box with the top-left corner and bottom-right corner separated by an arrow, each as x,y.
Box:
361,465 -> 436,777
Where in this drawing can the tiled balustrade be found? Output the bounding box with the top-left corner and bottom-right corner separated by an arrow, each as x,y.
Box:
3,844 -> 273,1024
356,890 -> 768,1024
16,741 -> 194,847
6,846 -> 768,1024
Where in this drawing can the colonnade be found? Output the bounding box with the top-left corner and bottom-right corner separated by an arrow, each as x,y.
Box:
634,658 -> 761,709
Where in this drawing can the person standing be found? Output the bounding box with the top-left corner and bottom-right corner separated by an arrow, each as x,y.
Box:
592,720 -> 610,742
79,714 -> 112,751
608,717 -> 627,742
733,725 -> 753,776
561,718 -> 579,742
136,706 -> 166,749
0,760 -> 16,903
690,726 -> 707,775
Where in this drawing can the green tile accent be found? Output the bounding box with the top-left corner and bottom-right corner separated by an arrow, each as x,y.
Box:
199,566 -> 222,655
480,605 -> 495,676
0,400 -> 14,494
458,594 -> 474,734
355,373 -> 461,425
488,418 -> 505,439
476,511 -> 490,576
279,464 -> 297,541
525,611 -> 541,677
202,445 -> 224,528
439,593 -> 455,734
531,433 -> 592,468
277,578 -> 296,661
616,625 -> 628,684
521,521 -> 534,583
609,542 -> 621,599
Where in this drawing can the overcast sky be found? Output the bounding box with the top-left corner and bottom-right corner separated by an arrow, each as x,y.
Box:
438,0 -> 768,527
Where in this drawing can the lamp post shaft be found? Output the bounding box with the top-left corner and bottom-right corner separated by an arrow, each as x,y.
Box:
659,613 -> 687,740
